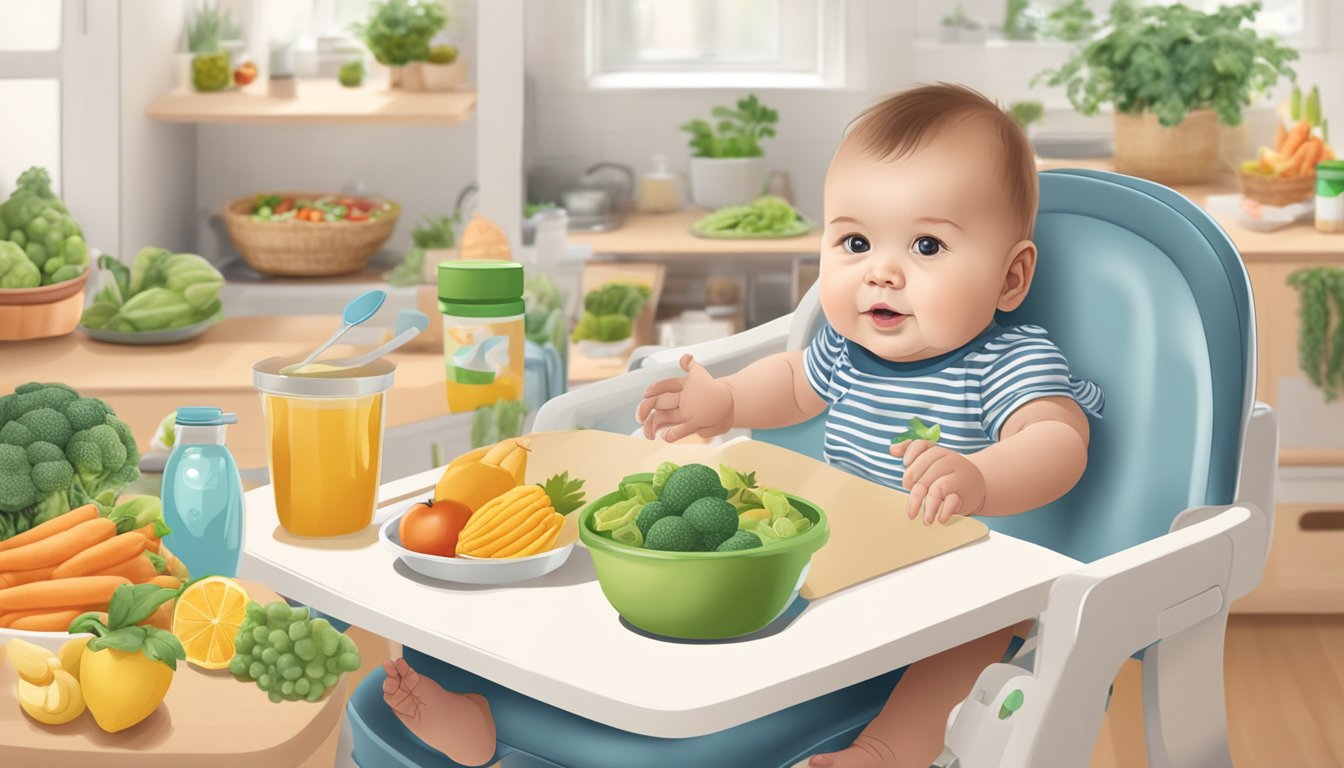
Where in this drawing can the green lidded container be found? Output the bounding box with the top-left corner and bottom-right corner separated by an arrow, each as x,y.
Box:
1317,161 -> 1344,234
437,261 -> 526,412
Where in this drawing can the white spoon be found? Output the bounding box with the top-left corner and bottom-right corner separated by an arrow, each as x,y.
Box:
298,309 -> 430,372
281,289 -> 386,375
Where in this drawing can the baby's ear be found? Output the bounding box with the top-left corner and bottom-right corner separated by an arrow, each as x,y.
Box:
997,240 -> 1037,312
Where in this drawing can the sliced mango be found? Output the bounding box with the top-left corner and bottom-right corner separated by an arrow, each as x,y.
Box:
435,462 -> 517,513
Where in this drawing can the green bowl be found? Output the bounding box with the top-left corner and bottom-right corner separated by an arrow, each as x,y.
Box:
578,473 -> 829,640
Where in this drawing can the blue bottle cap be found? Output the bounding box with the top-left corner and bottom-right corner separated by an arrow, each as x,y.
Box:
175,407 -> 238,426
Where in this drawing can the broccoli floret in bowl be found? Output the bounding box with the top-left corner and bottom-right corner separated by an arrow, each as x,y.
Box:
578,471 -> 828,639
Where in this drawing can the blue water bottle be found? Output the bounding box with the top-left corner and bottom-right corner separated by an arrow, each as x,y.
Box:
161,407 -> 245,578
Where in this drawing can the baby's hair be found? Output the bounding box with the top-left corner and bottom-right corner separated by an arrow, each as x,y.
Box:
845,82 -> 1038,240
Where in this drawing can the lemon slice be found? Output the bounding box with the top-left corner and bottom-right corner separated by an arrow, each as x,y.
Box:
172,576 -> 251,670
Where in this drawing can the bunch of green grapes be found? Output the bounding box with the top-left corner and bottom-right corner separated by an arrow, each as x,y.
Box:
229,601 -> 361,703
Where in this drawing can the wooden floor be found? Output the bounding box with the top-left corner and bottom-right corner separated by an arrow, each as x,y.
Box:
1092,614 -> 1344,767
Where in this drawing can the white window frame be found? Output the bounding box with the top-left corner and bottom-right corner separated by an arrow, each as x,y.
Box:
585,0 -> 856,90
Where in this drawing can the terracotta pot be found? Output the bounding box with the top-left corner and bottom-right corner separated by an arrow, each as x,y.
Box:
0,268 -> 90,341
422,59 -> 467,91
401,61 -> 426,92
1114,109 -> 1221,184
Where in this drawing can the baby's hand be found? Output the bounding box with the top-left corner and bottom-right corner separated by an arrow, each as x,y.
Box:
891,440 -> 987,525
635,354 -> 735,442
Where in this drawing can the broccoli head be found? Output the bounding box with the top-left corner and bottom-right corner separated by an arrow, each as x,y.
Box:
682,498 -> 738,550
716,531 -> 763,552
644,516 -> 700,552
0,167 -> 89,286
0,383 -> 139,536
635,500 -> 671,538
659,463 -> 728,515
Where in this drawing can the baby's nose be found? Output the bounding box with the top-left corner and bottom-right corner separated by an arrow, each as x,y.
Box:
866,265 -> 904,288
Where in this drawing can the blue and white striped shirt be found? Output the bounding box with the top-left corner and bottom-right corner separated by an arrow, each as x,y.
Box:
804,323 -> 1104,489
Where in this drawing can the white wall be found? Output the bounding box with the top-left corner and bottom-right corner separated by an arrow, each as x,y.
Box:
523,0 -> 1344,221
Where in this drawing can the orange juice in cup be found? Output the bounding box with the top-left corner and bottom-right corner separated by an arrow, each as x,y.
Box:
253,357 -> 395,537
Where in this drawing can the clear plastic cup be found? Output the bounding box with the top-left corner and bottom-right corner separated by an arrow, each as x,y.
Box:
253,357 -> 395,537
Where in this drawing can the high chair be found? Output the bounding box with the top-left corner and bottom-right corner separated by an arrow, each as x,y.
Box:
344,169 -> 1275,767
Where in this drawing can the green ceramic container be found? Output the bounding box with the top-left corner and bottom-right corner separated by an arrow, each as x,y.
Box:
578,473 -> 829,639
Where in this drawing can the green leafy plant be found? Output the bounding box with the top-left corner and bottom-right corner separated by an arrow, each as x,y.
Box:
572,281 -> 652,343
339,58 -> 365,88
185,1 -> 221,54
891,416 -> 942,445
1007,100 -> 1045,131
680,95 -> 779,159
81,249 -> 224,332
1003,0 -> 1038,41
470,399 -> 528,449
1034,1 -> 1298,127
386,214 -> 457,287
70,585 -> 187,669
1288,268 -> 1344,401
352,0 -> 448,67
1043,0 -> 1097,42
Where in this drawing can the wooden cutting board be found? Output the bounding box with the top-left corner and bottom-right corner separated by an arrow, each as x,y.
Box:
521,430 -> 988,600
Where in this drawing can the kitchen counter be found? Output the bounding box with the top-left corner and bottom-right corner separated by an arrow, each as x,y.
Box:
567,209 -> 822,255
0,317 -> 454,470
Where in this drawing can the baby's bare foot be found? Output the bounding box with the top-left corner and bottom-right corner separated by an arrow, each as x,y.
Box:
809,733 -> 903,768
382,658 -> 497,766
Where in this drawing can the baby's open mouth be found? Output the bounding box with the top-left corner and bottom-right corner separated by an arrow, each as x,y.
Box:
863,304 -> 908,329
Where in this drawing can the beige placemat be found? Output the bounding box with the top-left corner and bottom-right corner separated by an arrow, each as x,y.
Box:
520,430 -> 988,600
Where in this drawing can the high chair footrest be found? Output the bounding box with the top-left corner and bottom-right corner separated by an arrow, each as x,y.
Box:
347,647 -> 907,768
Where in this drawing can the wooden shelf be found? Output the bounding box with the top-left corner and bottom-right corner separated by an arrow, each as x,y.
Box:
146,80 -> 476,125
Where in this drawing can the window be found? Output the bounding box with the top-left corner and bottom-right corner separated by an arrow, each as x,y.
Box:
587,0 -> 849,89
0,0 -> 62,197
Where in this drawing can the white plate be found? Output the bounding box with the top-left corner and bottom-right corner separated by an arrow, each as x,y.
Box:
80,315 -> 221,345
0,627 -> 89,653
379,513 -> 575,586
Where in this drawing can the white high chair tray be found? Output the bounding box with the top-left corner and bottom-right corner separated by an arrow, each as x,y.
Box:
239,468 -> 1081,739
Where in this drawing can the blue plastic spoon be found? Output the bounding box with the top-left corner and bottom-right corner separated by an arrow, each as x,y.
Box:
282,289 -> 386,374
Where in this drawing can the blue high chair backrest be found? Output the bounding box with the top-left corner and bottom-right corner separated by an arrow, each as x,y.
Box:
756,170 -> 1255,563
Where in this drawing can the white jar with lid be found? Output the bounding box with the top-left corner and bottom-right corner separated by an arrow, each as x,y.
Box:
1317,160 -> 1344,234
637,155 -> 684,213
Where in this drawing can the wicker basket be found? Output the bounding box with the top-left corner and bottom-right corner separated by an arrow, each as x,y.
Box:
1240,171 -> 1315,207
223,193 -> 400,277
1114,109 -> 1220,185
0,267 -> 89,341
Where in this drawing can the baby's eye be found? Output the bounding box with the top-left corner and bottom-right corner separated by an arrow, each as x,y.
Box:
842,234 -> 871,254
912,236 -> 945,257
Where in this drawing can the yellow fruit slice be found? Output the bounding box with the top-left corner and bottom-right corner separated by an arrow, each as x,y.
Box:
435,462 -> 517,512
472,506 -> 555,557
172,576 -> 251,670
57,637 -> 88,681
6,638 -> 56,685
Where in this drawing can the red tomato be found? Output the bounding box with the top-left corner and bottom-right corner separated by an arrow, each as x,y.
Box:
347,210 -> 369,222
400,498 -> 474,557
274,198 -> 294,214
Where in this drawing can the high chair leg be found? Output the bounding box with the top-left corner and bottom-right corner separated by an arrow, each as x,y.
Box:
1141,608 -> 1234,768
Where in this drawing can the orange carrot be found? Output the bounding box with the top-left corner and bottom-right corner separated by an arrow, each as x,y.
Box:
1280,119 -> 1311,159
148,575 -> 182,590
1275,122 -> 1287,151
0,566 -> 55,589
132,524 -> 163,553
0,505 -> 98,555
51,532 -> 149,579
1297,138 -> 1323,176
0,575 -> 131,612
0,517 -> 116,572
92,553 -> 159,584
9,609 -> 85,632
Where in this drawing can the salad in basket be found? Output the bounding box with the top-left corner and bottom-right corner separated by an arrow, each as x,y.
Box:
249,194 -> 392,224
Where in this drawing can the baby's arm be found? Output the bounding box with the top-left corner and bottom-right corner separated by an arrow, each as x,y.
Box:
637,351 -> 826,441
895,395 -> 1090,523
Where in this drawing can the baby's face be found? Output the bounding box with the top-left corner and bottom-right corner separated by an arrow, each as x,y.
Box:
820,119 -> 1028,362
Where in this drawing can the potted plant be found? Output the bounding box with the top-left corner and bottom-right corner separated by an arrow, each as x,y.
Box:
1035,1 -> 1297,184
1041,0 -> 1097,43
1001,0 -> 1040,41
1007,100 -> 1045,135
1276,268 -> 1344,451
352,0 -> 447,90
422,44 -> 468,91
680,94 -> 779,210
939,3 -> 986,44
183,1 -> 230,92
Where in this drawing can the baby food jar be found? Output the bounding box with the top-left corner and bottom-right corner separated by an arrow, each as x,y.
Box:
438,261 -> 526,413
1317,160 -> 1344,233
253,357 -> 395,537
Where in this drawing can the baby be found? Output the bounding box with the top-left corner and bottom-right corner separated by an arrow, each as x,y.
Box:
378,83 -> 1102,768
636,83 -> 1103,768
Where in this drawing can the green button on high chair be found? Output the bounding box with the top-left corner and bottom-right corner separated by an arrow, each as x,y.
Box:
345,170 -> 1276,768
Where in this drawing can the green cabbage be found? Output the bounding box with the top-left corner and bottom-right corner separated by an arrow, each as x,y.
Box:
81,249 -> 224,332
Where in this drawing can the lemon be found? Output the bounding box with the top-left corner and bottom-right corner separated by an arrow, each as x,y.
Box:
172,576 -> 251,670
